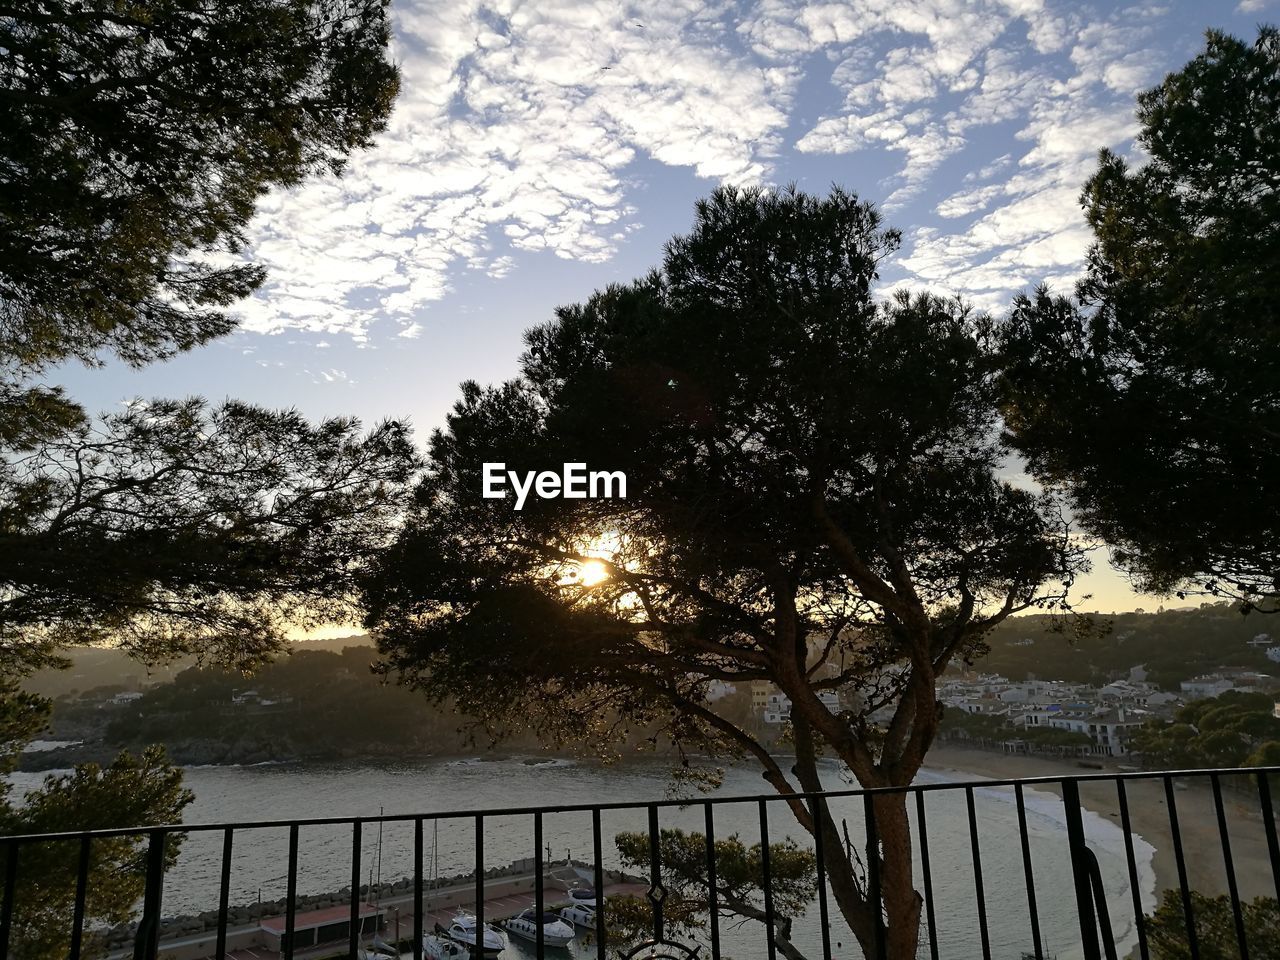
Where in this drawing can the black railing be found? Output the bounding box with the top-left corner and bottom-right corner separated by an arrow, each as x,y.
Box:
2,766 -> 1279,960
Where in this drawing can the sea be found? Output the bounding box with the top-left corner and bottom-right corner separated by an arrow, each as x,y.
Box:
5,755 -> 1155,960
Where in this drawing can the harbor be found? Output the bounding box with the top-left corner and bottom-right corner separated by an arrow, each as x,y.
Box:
103,859 -> 650,960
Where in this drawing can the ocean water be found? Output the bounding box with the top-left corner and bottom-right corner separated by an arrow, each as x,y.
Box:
6,756 -> 1155,960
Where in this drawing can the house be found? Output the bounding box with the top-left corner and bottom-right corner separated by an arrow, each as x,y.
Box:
760,690 -> 839,724
1181,675 -> 1234,699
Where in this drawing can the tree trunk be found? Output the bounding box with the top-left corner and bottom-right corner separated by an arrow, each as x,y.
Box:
789,719 -> 921,960
874,791 -> 923,960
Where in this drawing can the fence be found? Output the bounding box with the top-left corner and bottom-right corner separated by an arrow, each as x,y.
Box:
2,766 -> 1278,960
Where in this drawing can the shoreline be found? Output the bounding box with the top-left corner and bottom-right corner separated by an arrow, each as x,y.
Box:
924,744 -> 1278,907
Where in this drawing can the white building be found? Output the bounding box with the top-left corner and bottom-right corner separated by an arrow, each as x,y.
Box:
761,690 -> 839,724
1181,676 -> 1235,699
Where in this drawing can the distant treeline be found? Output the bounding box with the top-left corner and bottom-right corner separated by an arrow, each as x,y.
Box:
27,645 -> 679,770
28,646 -> 551,768
971,604 -> 1275,690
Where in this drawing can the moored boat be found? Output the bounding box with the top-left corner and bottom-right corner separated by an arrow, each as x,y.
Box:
425,933 -> 470,960
559,902 -> 596,928
565,885 -> 598,908
443,913 -> 505,956
501,907 -> 576,948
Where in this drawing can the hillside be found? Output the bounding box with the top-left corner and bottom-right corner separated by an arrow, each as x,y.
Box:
21,634 -> 372,699
971,604 -> 1275,690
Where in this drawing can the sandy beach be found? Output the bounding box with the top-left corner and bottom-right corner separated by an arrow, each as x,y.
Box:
926,744 -> 1280,909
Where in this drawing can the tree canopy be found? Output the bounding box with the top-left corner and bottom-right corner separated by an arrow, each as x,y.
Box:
0,6 -> 407,955
0,0 -> 399,369
1146,890 -> 1280,960
1,397 -> 418,667
0,747 -> 191,960
608,828 -> 816,960
998,27 -> 1280,611
1130,690 -> 1280,769
364,185 -> 1084,959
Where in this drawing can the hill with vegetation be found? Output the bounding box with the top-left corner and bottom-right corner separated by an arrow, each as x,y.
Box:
22,645 -> 545,769
20,635 -> 372,700
970,604 -> 1275,690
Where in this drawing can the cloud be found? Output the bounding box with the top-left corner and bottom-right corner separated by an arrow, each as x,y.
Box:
231,0 -> 1182,342
234,0 -> 797,341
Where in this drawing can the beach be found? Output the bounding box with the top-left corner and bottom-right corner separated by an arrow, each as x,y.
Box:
927,744 -> 1279,908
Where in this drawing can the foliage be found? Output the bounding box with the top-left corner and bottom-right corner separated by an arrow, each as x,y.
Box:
0,398 -> 418,667
1146,890 -> 1280,959
938,706 -> 1011,742
972,604 -> 1275,689
1130,691 -> 1280,769
608,828 -> 816,960
89,647 -> 514,762
998,27 -> 1280,611
0,7 -> 405,953
364,185 -> 1085,959
0,746 -> 193,960
0,0 -> 399,370
938,705 -> 1095,751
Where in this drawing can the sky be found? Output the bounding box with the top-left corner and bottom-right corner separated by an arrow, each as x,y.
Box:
55,0 -> 1274,614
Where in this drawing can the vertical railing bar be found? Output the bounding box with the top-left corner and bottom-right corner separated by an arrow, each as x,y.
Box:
758,799 -> 777,960
915,790 -> 940,960
475,814 -> 485,957
1258,772 -> 1280,905
1164,775 -> 1199,960
647,804 -> 664,943
0,841 -> 16,960
1014,783 -> 1044,960
864,794 -> 885,960
1063,780 -> 1102,960
965,786 -> 992,960
414,817 -> 424,960
808,797 -> 831,960
1116,781 -> 1150,960
704,802 -> 722,960
1211,774 -> 1249,960
215,828 -> 233,960
535,810 -> 545,960
1086,851 -> 1120,960
69,835 -> 91,960
284,823 -> 299,960
593,809 -> 606,960
350,820 -> 363,959
132,829 -> 166,960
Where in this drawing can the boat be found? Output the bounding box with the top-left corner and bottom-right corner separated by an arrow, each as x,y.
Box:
500,907 -> 576,948
565,885 -> 598,907
443,913 -> 505,956
559,902 -> 596,928
425,933 -> 470,960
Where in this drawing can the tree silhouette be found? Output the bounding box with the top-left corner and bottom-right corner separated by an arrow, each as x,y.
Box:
365,187 -> 1084,960
0,0 -> 399,369
0,5 -> 407,953
998,27 -> 1280,612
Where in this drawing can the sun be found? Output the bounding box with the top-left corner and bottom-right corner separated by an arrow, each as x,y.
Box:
576,558 -> 610,587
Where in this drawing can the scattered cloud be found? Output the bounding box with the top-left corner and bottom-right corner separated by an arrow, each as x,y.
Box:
233,0 -> 1193,339
236,0 -> 797,340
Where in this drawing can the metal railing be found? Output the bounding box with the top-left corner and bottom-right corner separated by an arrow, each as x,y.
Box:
2,766 -> 1278,960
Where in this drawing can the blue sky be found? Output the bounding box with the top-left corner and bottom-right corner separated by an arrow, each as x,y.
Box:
56,0 -> 1274,613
